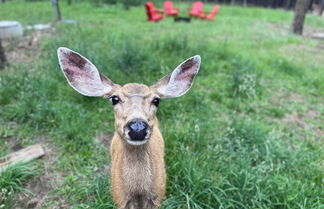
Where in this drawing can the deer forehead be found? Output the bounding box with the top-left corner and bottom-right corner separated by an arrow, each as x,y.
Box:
119,83 -> 153,97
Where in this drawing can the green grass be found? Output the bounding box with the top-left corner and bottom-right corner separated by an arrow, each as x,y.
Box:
0,0 -> 324,208
0,163 -> 38,208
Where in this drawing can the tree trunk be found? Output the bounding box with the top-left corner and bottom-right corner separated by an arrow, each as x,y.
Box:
320,0 -> 324,15
307,0 -> 314,11
286,0 -> 292,9
286,0 -> 291,9
231,0 -> 236,5
52,0 -> 62,21
291,0 -> 308,35
243,0 -> 247,6
0,39 -> 7,70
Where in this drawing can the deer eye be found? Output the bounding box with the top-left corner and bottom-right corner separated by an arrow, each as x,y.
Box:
152,97 -> 160,107
109,96 -> 120,105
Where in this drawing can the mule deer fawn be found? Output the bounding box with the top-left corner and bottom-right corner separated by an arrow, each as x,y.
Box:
57,47 -> 201,209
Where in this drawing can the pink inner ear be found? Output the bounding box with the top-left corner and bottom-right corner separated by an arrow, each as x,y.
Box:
175,58 -> 197,82
62,52 -> 94,83
58,47 -> 113,97
66,51 -> 87,69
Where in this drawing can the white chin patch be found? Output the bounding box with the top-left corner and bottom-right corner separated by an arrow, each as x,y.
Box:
124,127 -> 151,146
126,139 -> 148,146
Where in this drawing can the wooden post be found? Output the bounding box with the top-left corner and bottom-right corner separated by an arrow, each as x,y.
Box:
0,144 -> 45,172
52,0 -> 62,21
0,39 -> 7,70
291,0 -> 308,35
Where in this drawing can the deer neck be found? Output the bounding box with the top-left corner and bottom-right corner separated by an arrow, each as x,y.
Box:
117,120 -> 161,197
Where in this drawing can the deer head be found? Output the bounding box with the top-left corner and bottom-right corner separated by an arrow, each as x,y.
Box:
57,47 -> 201,146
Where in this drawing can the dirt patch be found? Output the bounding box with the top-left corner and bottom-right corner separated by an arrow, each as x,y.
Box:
281,109 -> 323,141
95,132 -> 113,149
272,92 -> 324,141
1,27 -> 54,65
13,137 -> 67,209
95,132 -> 113,174
316,44 -> 324,50
280,43 -> 324,67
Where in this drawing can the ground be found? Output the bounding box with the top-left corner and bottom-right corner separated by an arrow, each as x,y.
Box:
0,1 -> 323,209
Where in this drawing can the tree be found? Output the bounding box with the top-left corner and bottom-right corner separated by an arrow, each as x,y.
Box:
320,0 -> 324,16
52,0 -> 62,21
0,39 -> 7,70
291,0 -> 308,35
286,0 -> 292,10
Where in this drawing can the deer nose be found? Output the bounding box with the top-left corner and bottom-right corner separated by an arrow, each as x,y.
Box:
127,119 -> 148,142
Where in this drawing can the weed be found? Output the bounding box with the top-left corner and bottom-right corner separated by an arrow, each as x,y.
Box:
231,57 -> 262,99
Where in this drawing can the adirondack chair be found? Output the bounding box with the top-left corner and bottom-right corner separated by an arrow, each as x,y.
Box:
187,1 -> 203,17
164,1 -> 179,16
145,2 -> 164,22
199,4 -> 220,20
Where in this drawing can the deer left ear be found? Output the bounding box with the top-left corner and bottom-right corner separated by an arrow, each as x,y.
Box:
151,55 -> 201,98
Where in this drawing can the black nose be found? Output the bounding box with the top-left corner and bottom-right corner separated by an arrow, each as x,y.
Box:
127,119 -> 148,141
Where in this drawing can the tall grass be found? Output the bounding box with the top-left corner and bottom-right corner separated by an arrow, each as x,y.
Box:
0,1 -> 323,208
0,164 -> 37,208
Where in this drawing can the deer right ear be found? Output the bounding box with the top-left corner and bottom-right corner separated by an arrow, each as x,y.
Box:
57,47 -> 114,97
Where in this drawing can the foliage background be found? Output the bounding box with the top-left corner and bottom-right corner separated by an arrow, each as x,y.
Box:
0,0 -> 323,208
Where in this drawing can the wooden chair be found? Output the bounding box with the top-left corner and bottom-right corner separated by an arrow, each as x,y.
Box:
199,4 -> 220,20
145,2 -> 164,22
164,1 -> 179,16
187,1 -> 203,17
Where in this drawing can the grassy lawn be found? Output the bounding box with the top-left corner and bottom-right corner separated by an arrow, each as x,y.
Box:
0,0 -> 324,208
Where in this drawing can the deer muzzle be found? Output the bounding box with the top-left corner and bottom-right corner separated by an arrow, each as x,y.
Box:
124,119 -> 150,145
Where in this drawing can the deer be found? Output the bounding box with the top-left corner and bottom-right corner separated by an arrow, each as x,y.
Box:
57,47 -> 201,209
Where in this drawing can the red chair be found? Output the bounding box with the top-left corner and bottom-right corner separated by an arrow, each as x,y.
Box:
164,1 -> 179,16
200,4 -> 220,20
145,2 -> 164,22
187,1 -> 203,17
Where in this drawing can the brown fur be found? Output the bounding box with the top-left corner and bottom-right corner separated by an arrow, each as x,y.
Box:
58,47 -> 201,209
108,84 -> 166,209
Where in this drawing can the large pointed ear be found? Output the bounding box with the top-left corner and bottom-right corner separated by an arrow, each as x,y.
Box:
57,47 -> 114,97
151,55 -> 201,98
